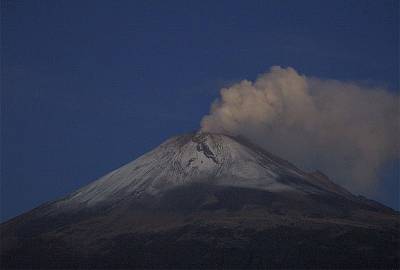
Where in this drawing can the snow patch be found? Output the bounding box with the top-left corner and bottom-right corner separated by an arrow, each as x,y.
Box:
56,132 -> 336,209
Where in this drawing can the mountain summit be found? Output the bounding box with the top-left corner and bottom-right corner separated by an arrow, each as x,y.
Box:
1,132 -> 399,269
57,132 -> 350,209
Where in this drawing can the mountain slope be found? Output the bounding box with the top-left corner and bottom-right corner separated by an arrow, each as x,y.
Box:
55,132 -> 352,209
1,132 -> 399,269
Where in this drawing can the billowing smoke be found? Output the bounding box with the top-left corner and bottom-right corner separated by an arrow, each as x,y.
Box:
201,66 -> 399,193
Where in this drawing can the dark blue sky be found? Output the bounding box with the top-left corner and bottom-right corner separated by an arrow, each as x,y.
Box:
1,0 -> 398,221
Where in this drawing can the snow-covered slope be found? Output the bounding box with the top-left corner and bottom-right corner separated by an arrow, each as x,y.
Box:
56,132 -> 351,208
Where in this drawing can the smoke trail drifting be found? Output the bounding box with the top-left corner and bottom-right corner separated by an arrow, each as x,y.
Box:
201,66 -> 399,192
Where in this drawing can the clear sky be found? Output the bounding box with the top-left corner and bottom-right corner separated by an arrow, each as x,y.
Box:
1,0 -> 399,221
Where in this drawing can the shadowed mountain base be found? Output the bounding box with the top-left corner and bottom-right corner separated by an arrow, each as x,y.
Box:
2,184 -> 399,269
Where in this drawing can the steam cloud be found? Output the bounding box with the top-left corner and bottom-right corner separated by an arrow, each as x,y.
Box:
201,66 -> 399,193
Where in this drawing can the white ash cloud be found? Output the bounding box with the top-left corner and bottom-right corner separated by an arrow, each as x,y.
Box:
201,66 -> 399,193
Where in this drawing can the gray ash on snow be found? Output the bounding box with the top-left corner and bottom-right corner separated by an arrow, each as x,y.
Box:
53,131 -> 351,209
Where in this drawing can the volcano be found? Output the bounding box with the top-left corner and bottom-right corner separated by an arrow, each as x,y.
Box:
1,132 -> 399,269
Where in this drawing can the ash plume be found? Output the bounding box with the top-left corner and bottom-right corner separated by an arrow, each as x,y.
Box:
201,66 -> 399,193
